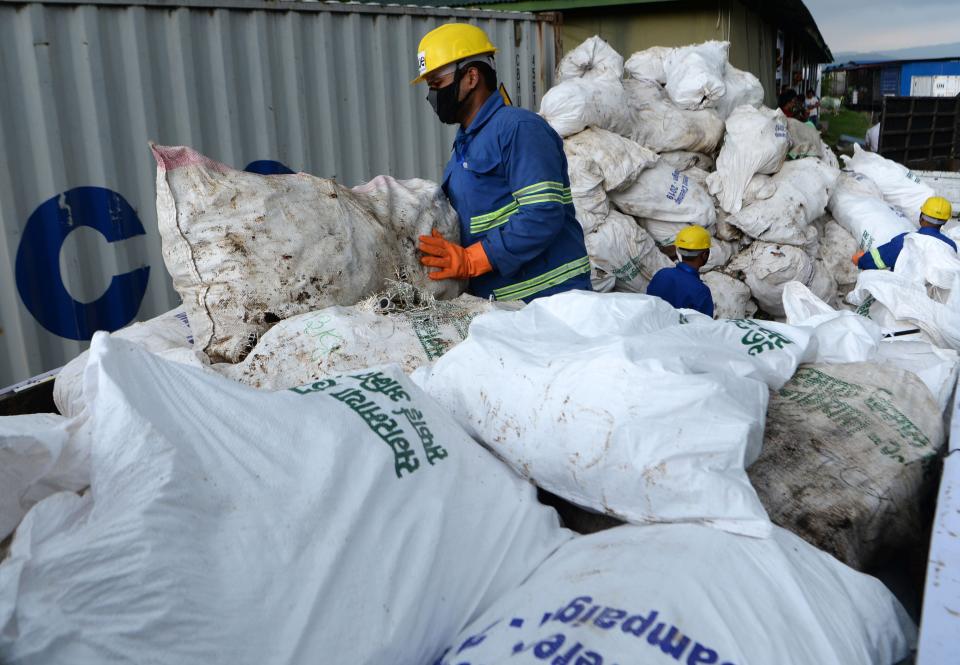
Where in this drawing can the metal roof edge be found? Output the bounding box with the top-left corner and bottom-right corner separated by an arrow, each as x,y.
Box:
0,0 -> 545,19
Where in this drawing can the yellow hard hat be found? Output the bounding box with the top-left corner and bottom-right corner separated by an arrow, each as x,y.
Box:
920,196 -> 952,223
674,224 -> 712,251
411,23 -> 497,84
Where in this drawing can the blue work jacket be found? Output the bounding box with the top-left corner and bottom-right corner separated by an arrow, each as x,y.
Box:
442,94 -> 591,301
646,263 -> 715,317
857,226 -> 958,270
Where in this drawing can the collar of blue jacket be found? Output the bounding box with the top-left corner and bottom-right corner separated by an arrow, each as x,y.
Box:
455,92 -> 504,145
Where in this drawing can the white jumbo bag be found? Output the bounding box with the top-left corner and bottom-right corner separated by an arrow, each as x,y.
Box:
623,77 -> 725,154
0,335 -> 572,664
213,294 -> 504,390
584,211 -> 672,293
0,414 -> 88,541
414,291 -> 817,537
431,524 -> 915,665
562,128 -> 658,193
702,271 -> 755,319
713,63 -> 765,120
841,143 -> 935,219
829,171 -> 916,250
624,45 -> 673,83
540,78 -> 636,138
610,161 -> 718,226
152,145 -> 461,363
53,307 -> 199,417
565,152 -> 609,234
707,105 -> 790,214
662,41 -> 729,109
556,35 -> 624,82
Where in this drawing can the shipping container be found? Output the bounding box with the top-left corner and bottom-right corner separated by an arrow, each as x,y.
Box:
0,0 -> 558,388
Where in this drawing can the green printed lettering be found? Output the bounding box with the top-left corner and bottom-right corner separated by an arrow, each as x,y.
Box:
646,623 -> 690,659
622,610 -> 658,637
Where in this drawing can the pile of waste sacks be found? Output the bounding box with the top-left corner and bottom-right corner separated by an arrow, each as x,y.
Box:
2,37 -> 960,665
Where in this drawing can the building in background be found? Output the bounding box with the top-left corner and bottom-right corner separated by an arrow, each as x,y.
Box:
823,57 -> 960,111
407,0 -> 832,108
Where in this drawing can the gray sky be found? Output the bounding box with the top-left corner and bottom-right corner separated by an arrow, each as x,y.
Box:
803,0 -> 960,54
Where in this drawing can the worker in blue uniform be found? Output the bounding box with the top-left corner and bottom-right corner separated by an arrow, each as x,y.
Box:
854,196 -> 957,270
646,225 -> 715,317
412,23 -> 591,302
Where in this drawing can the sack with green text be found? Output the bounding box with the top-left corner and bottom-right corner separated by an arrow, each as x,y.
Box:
212,293 -> 515,390
414,291 -> 815,538
748,362 -> 945,570
429,524 -> 915,665
0,335 -> 571,665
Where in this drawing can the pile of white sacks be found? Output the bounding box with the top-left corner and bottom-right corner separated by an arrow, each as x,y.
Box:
542,36 -> 959,322
5,37 -> 960,665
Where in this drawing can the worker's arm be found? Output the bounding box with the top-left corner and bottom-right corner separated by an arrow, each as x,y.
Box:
480,119 -> 570,277
856,234 -> 905,271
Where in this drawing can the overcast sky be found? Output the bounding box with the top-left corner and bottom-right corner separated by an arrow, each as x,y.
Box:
804,0 -> 960,54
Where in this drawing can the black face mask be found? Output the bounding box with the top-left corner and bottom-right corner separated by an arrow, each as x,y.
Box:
427,66 -> 476,125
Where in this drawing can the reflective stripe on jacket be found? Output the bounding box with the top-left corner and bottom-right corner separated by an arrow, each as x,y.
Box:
442,94 -> 591,301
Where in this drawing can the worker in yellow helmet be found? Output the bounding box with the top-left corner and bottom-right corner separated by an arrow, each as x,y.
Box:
412,23 -> 592,302
853,196 -> 957,270
646,225 -> 714,317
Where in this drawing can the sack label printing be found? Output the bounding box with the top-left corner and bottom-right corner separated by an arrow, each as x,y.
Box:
290,370 -> 448,476
433,594 -> 738,665
780,367 -> 935,465
727,319 -> 796,355
665,169 -> 690,206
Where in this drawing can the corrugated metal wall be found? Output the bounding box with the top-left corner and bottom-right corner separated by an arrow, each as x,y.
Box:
0,0 -> 557,387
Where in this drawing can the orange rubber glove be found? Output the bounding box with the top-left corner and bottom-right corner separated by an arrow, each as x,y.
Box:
419,229 -> 493,280
851,250 -> 865,266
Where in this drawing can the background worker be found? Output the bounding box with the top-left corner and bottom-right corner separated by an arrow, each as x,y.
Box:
853,196 -> 957,270
413,23 -> 591,302
647,225 -> 714,317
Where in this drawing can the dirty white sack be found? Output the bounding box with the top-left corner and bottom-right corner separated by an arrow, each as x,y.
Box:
707,105 -> 790,214
657,150 -> 715,172
0,335 -> 571,664
53,307 -> 198,418
662,41 -> 729,109
152,145 -> 460,363
556,35 -> 624,82
782,281 -> 882,364
713,63 -> 765,120
841,144 -> 935,219
623,78 -> 725,153
414,291 -> 817,537
828,171 -> 915,250
624,45 -> 672,83
565,152 -> 609,234
540,78 -> 636,138
818,218 -> 861,295
0,414 -> 88,542
702,271 -> 755,319
610,161 -> 717,226
213,293 -> 502,390
729,242 -> 835,317
431,524 -> 915,665
749,362 -> 944,571
786,117 -> 823,158
563,128 -> 658,192
584,212 -> 672,293
725,158 -> 838,245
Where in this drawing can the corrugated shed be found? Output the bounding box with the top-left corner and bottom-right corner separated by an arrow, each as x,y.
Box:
0,0 -> 557,387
